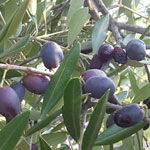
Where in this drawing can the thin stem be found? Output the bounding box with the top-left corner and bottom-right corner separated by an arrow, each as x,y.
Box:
29,120 -> 34,150
0,69 -> 8,87
79,109 -> 88,150
0,63 -> 53,77
136,132 -> 142,150
109,144 -> 113,150
32,95 -> 43,111
144,64 -> 150,82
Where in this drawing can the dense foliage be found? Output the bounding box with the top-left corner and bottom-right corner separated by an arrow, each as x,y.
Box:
0,0 -> 150,150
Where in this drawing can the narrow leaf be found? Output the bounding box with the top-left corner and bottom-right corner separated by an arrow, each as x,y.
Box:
28,0 -> 37,16
95,121 -> 146,145
128,68 -> 140,95
66,0 -> 84,27
0,34 -> 30,58
62,78 -> 82,142
82,90 -> 109,150
0,111 -> 30,150
40,42 -> 81,119
92,15 -> 109,53
133,84 -> 150,103
26,109 -> 61,136
68,8 -> 88,46
39,136 -> 52,150
0,0 -> 29,43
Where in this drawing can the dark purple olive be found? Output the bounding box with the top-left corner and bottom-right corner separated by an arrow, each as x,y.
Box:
41,41 -> 64,70
126,39 -> 146,61
31,143 -> 38,150
0,86 -> 21,122
82,69 -> 107,82
106,113 -> 115,128
98,43 -> 114,62
114,104 -> 145,128
84,76 -> 115,99
90,54 -> 103,69
23,74 -> 50,94
10,82 -> 25,102
113,46 -> 127,64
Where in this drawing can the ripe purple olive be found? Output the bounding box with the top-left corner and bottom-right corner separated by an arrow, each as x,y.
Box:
126,39 -> 146,61
90,54 -> 103,69
98,43 -> 114,62
113,46 -> 127,64
0,86 -> 21,122
23,74 -> 50,94
84,76 -> 115,99
41,41 -> 64,70
114,104 -> 145,128
106,113 -> 115,128
10,82 -> 25,102
82,69 -> 107,82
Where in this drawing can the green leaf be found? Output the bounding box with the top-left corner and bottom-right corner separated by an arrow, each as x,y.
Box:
126,59 -> 143,67
123,34 -> 135,45
0,34 -> 30,58
40,42 -> 81,119
92,15 -> 109,53
39,136 -> 52,150
133,84 -> 150,103
0,111 -> 30,150
42,132 -> 67,147
95,121 -> 146,145
128,68 -> 140,95
67,8 -> 88,46
0,0 -> 29,43
122,136 -> 134,150
62,78 -> 82,142
26,109 -> 61,136
28,0 -> 37,16
82,90 -> 109,150
102,0 -> 113,7
66,0 -> 84,27
140,24 -> 150,40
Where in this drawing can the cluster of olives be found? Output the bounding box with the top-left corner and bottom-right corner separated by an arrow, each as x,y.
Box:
106,104 -> 145,128
90,38 -> 146,69
82,69 -> 115,99
0,41 -> 64,122
82,39 -> 147,129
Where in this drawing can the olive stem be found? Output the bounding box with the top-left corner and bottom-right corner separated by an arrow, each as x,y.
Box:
136,132 -> 142,150
144,64 -> 150,82
109,144 -> 114,150
79,109 -> 88,150
29,120 -> 34,150
0,69 -> 8,87
0,63 -> 53,77
32,95 -> 43,111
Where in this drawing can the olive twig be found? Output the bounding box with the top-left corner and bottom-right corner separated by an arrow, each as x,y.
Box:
0,63 -> 53,77
136,132 -> 142,150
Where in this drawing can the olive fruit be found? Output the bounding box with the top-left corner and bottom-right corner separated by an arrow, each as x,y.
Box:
113,46 -> 127,64
114,104 -> 145,128
90,54 -> 103,69
23,74 -> 50,94
126,39 -> 146,61
41,41 -> 64,70
0,86 -> 21,122
82,69 -> 107,82
10,82 -> 25,102
84,76 -> 115,99
98,43 -> 114,62
106,113 -> 115,128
